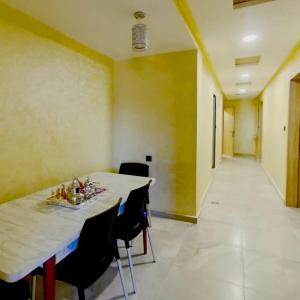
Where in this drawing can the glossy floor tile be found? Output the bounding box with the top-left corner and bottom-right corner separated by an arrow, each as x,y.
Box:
46,157 -> 300,299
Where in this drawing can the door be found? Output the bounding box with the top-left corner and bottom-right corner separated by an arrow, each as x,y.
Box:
287,78 -> 300,207
298,122 -> 300,207
223,107 -> 235,156
212,95 -> 217,168
256,101 -> 263,160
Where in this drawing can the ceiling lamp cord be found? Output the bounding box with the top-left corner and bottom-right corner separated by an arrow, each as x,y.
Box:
132,11 -> 148,52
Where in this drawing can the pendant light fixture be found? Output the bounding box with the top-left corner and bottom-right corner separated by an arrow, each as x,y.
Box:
132,11 -> 148,51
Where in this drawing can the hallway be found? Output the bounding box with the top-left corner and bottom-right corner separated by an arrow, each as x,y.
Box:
55,157 -> 300,300
1,1 -> 300,299
160,156 -> 300,300
197,156 -> 300,300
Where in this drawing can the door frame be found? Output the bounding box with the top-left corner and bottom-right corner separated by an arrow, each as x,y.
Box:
256,100 -> 263,160
212,94 -> 217,168
223,106 -> 235,156
286,75 -> 300,207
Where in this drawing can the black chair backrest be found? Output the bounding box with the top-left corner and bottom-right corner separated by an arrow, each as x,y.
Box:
76,199 -> 121,258
119,162 -> 149,177
0,280 -> 30,300
121,182 -> 151,229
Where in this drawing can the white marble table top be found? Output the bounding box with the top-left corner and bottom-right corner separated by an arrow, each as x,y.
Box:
0,172 -> 154,282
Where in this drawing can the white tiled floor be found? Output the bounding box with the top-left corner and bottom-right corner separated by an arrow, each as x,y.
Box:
54,156 -> 300,299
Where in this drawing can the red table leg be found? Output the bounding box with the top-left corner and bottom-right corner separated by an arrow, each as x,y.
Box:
143,226 -> 147,255
43,256 -> 56,300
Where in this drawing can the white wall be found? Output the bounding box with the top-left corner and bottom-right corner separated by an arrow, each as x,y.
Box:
196,52 -> 223,214
261,49 -> 300,201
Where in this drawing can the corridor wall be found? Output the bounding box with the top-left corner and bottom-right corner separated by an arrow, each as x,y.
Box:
196,52 -> 223,215
113,49 -> 224,220
261,46 -> 300,202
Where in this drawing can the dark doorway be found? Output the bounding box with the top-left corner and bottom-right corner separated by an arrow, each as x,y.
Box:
212,94 -> 217,168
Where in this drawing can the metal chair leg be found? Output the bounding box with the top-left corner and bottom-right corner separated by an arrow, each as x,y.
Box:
116,258 -> 128,300
147,204 -> 152,227
77,287 -> 85,300
31,275 -> 36,300
125,243 -> 137,294
146,227 -> 156,262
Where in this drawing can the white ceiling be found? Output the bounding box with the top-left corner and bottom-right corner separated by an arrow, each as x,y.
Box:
2,0 -> 195,60
189,0 -> 300,99
3,0 -> 300,99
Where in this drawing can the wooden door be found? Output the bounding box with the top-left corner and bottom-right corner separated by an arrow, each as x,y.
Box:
256,101 -> 263,160
286,78 -> 300,207
298,121 -> 300,207
223,108 -> 235,156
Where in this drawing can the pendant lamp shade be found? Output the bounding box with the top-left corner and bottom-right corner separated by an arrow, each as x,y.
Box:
132,11 -> 148,52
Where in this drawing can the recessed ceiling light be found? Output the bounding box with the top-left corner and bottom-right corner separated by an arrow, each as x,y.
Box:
240,89 -> 247,94
242,73 -> 250,78
243,34 -> 257,43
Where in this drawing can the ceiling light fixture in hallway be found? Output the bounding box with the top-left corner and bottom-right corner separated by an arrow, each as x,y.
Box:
132,11 -> 148,52
242,73 -> 250,78
243,34 -> 258,43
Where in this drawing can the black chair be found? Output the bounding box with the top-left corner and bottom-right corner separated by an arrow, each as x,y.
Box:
114,181 -> 156,294
119,162 -> 152,253
119,162 -> 149,178
0,279 -> 30,300
35,199 -> 128,300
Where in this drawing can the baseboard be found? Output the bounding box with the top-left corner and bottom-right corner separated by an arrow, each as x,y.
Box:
234,153 -> 257,158
196,157 -> 223,218
151,210 -> 198,224
151,158 -> 220,225
261,163 -> 285,202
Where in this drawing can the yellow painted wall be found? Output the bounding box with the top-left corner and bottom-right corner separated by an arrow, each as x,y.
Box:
261,48 -> 300,201
224,99 -> 258,155
113,50 -> 197,217
196,52 -> 223,214
0,17 -> 113,203
0,1 -> 224,220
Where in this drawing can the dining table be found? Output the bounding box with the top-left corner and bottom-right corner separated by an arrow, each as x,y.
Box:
0,171 -> 155,300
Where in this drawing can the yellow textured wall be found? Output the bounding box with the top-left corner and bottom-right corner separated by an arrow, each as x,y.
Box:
196,52 -> 223,214
0,17 -> 113,203
224,99 -> 258,155
261,49 -> 300,201
113,50 -> 197,217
